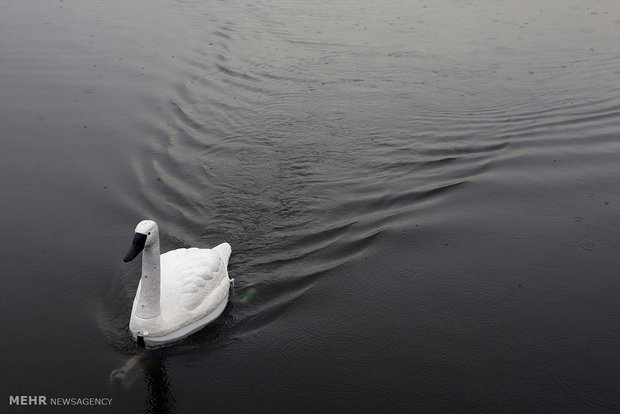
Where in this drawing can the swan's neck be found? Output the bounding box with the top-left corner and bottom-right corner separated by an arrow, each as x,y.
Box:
136,238 -> 161,319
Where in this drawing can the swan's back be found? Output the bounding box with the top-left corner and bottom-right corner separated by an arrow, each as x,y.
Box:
161,245 -> 230,312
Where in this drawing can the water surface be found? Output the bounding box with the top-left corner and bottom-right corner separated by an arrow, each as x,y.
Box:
2,0 -> 620,412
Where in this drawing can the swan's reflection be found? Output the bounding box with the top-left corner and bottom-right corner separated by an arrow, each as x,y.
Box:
108,292 -> 247,411
110,352 -> 176,413
142,355 -> 176,413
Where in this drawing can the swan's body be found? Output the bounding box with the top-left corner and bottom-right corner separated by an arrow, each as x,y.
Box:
123,220 -> 232,347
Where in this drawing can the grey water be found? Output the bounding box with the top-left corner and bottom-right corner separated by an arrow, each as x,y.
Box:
2,0 -> 620,412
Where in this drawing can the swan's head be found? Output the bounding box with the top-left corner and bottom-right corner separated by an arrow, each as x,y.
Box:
123,220 -> 159,262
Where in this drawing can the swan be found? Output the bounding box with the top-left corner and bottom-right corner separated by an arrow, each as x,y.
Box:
122,220 -> 232,347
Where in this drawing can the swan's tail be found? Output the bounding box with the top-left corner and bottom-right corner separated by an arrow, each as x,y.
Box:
213,242 -> 232,265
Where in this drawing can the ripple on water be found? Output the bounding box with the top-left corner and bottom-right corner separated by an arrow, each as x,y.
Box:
114,0 -> 620,346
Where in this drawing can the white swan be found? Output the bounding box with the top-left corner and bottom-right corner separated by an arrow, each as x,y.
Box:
123,220 -> 232,347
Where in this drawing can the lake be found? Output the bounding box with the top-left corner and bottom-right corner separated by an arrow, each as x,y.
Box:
2,0 -> 620,412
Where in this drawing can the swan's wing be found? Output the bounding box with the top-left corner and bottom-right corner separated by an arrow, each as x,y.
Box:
161,248 -> 226,311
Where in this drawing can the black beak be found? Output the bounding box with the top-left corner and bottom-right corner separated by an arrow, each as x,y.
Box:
123,233 -> 147,263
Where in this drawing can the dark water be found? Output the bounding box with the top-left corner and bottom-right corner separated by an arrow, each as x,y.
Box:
2,0 -> 620,412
